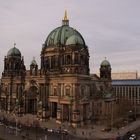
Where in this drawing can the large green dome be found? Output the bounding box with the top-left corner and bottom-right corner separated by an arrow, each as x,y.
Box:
44,13 -> 85,48
45,26 -> 85,47
7,47 -> 21,58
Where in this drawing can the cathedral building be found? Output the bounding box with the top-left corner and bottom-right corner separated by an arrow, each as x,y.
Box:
0,11 -> 119,127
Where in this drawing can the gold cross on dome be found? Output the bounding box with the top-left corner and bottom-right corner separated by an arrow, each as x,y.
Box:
14,43 -> 16,47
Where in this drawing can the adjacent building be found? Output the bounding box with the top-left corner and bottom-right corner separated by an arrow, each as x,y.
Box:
112,79 -> 140,117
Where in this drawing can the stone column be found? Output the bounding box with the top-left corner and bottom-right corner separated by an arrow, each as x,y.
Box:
61,104 -> 63,123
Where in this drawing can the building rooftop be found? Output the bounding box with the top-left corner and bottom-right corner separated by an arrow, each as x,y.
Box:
112,79 -> 140,86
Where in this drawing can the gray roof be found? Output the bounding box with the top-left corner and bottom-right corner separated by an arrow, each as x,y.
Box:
112,79 -> 140,86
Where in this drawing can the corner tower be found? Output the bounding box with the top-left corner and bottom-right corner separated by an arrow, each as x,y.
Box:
100,58 -> 111,80
30,57 -> 38,76
3,43 -> 26,77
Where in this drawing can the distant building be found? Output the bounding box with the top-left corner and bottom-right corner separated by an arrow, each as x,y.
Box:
112,79 -> 140,116
96,71 -> 138,80
112,71 -> 138,80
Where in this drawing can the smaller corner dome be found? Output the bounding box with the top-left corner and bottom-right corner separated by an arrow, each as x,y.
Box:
7,47 -> 21,58
66,34 -> 85,45
101,59 -> 111,67
31,57 -> 37,65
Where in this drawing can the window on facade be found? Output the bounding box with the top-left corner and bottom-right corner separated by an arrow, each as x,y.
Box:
45,57 -> 49,69
136,92 -> 138,98
139,87 -> 140,94
80,55 -> 85,65
100,110 -> 102,114
132,87 -> 135,95
81,86 -> 85,97
136,86 -> 138,94
129,91 -> 131,99
51,56 -> 55,68
8,84 -> 11,95
54,88 -> 57,96
126,86 -> 128,94
132,92 -> 135,97
66,55 -> 71,65
65,87 -> 70,96
120,86 -> 122,94
15,63 -> 19,70
61,55 -> 64,65
55,56 -> 59,67
73,114 -> 76,119
75,53 -> 78,64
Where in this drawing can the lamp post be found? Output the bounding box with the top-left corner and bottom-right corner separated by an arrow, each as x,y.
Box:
15,117 -> 18,136
16,99 -> 19,116
134,96 -> 137,120
15,98 -> 19,136
35,118 -> 39,140
13,113 -> 18,136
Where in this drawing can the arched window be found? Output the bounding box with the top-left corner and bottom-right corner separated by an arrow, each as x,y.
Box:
51,56 -> 55,68
54,88 -> 57,96
81,86 -> 86,97
65,86 -> 71,96
75,53 -> 79,64
62,55 -> 65,65
15,62 -> 19,70
66,55 -> 71,65
80,55 -> 85,65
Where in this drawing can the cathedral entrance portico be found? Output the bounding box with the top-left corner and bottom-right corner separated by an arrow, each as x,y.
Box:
27,99 -> 37,114
25,97 -> 37,114
24,82 -> 39,115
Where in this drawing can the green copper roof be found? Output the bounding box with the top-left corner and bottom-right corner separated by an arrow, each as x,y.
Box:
66,34 -> 84,45
7,47 -> 21,58
31,59 -> 37,65
44,17 -> 86,48
101,59 -> 111,67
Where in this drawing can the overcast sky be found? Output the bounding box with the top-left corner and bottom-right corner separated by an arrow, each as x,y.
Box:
0,0 -> 140,75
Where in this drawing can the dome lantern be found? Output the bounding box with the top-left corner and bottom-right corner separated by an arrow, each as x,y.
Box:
62,10 -> 69,26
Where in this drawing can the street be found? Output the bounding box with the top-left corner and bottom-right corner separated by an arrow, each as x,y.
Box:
117,127 -> 140,140
1,120 -> 140,140
0,125 -> 92,140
